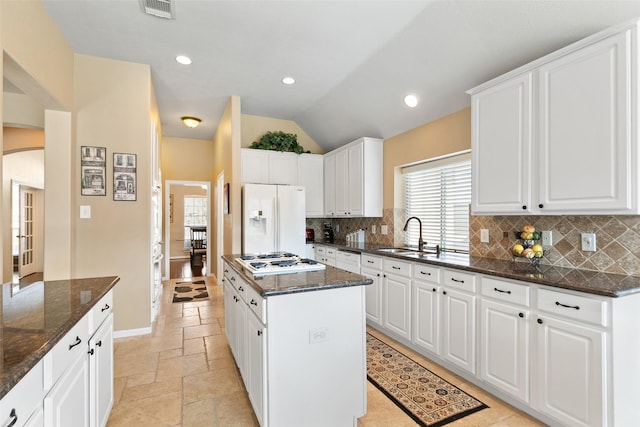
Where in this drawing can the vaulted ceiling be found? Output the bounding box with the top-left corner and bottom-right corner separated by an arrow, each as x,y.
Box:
40,0 -> 640,152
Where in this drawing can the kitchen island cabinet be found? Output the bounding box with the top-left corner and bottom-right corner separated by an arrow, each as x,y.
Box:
0,277 -> 119,427
222,257 -> 371,427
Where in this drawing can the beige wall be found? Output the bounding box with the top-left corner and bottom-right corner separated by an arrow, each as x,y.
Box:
73,54 -> 155,332
241,114 -> 324,154
1,1 -> 73,111
3,127 -> 44,153
383,108 -> 471,209
162,137 -> 216,182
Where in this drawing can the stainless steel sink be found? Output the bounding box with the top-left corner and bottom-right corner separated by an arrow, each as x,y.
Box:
375,245 -> 441,258
376,247 -> 416,254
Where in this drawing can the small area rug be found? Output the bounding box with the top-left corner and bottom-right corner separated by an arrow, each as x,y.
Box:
367,333 -> 487,427
172,280 -> 209,303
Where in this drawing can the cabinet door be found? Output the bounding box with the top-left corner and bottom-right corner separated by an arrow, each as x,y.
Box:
361,267 -> 382,326
538,31 -> 632,213
246,312 -> 266,427
44,352 -> 90,427
323,153 -> 336,216
536,315 -> 605,427
382,273 -> 411,340
471,73 -> 532,214
24,406 -> 44,427
346,142 -> 364,216
480,299 -> 529,403
89,314 -> 113,427
442,288 -> 476,374
269,152 -> 298,185
412,280 -> 440,355
298,154 -> 324,217
334,148 -> 349,216
234,294 -> 248,380
241,149 -> 269,184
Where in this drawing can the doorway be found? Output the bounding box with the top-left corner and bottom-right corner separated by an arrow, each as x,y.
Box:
164,180 -> 211,280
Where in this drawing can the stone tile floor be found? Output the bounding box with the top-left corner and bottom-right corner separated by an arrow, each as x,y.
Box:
107,276 -> 545,426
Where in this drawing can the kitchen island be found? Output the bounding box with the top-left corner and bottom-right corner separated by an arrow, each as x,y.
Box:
0,276 -> 119,426
222,255 -> 371,427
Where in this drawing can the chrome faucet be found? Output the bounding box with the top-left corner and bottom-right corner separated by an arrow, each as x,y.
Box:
403,216 -> 424,252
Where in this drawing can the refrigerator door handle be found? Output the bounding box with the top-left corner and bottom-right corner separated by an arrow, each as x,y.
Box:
274,192 -> 280,252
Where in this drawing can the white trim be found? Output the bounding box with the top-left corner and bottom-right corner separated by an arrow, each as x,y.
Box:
113,327 -> 152,339
164,180 -> 211,280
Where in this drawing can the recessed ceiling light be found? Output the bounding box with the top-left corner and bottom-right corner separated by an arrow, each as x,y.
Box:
176,55 -> 192,65
181,116 -> 201,128
282,76 -> 296,85
404,94 -> 418,108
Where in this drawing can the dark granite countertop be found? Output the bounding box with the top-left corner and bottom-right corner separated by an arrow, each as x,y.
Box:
0,276 -> 120,400
313,241 -> 640,298
222,255 -> 371,297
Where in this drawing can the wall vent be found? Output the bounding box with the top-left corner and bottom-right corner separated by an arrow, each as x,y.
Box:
141,0 -> 174,19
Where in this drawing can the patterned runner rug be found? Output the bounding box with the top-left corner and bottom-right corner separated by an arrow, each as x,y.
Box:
172,280 -> 209,303
367,333 -> 488,426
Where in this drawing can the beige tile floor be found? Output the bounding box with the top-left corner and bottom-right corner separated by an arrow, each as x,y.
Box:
107,276 -> 546,427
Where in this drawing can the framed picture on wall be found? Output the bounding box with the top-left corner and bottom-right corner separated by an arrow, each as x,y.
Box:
81,146 -> 106,196
113,153 -> 137,201
224,183 -> 230,214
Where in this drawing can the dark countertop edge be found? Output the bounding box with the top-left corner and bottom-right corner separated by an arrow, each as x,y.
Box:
222,255 -> 371,297
0,276 -> 120,400
313,241 -> 639,298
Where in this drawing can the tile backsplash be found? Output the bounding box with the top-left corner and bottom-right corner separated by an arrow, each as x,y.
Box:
308,210 -> 640,276
470,214 -> 640,276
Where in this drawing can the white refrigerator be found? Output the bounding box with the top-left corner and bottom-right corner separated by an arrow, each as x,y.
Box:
242,183 -> 306,256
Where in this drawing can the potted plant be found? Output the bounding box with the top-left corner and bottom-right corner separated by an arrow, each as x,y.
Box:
250,131 -> 310,154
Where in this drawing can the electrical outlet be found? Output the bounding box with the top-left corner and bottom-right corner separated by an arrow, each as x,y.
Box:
541,230 -> 553,246
309,327 -> 328,344
480,229 -> 489,243
372,225 -> 377,234
381,225 -> 388,235
581,232 -> 596,252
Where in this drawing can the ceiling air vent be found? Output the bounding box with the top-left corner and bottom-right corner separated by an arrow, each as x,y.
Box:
141,0 -> 174,19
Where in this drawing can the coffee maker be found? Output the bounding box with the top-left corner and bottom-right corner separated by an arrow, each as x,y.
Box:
323,223 -> 334,243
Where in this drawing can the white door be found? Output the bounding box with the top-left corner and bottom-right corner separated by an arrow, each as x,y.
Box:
323,153 -> 336,216
346,142 -> 364,216
247,312 -> 266,426
44,352 -> 90,427
361,267 -> 382,326
18,186 -> 37,278
382,273 -> 412,340
89,314 -> 113,427
413,281 -> 440,355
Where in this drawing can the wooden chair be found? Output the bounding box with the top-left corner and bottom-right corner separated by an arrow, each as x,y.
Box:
190,226 -> 207,267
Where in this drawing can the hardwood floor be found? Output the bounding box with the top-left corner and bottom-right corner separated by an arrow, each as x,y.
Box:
169,258 -> 206,279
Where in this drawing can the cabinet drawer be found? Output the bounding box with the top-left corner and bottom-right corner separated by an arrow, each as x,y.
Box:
0,360 -> 44,426
537,288 -> 607,326
413,263 -> 440,283
481,276 -> 529,307
383,258 -> 412,277
90,290 -> 113,334
361,254 -> 382,270
46,314 -> 90,389
246,284 -> 266,323
325,247 -> 337,258
443,269 -> 476,293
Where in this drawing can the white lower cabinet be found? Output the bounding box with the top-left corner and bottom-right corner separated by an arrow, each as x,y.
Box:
382,258 -> 412,341
246,311 -> 266,427
44,350 -> 90,427
89,314 -> 114,427
360,254 -> 383,326
0,360 -> 44,427
441,269 -> 477,375
479,277 -> 530,403
412,264 -> 440,355
534,288 -> 607,427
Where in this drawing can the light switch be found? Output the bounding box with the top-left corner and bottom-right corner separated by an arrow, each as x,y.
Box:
371,225 -> 377,234
480,229 -> 489,243
80,205 -> 91,219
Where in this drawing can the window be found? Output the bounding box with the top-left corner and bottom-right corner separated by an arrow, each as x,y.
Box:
402,152 -> 471,253
183,196 -> 207,249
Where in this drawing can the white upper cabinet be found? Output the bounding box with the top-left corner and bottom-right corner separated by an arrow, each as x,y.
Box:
241,149 -> 298,185
297,154 -> 324,217
324,137 -> 383,217
471,73 -> 532,214
469,21 -> 638,215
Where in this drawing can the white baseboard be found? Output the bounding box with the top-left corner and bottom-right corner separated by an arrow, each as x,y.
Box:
114,327 -> 152,339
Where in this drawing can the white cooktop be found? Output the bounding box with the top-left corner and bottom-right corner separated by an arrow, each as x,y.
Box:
236,253 -> 326,276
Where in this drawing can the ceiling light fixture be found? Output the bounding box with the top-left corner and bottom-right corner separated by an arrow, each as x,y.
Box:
175,55 -> 192,65
404,94 -> 418,108
282,76 -> 296,85
181,116 -> 201,128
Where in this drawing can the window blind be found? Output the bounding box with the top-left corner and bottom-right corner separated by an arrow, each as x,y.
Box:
402,153 -> 471,253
